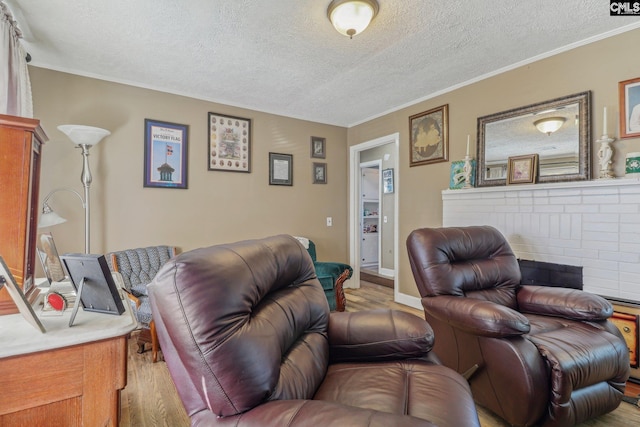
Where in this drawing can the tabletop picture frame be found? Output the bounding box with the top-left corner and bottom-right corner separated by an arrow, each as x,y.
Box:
144,119 -> 189,189
269,152 -> 293,186
37,232 -> 66,284
507,154 -> 538,185
311,136 -> 326,159
209,112 -> 252,172
619,77 -> 640,139
313,162 -> 327,184
0,256 -> 46,333
409,104 -> 449,167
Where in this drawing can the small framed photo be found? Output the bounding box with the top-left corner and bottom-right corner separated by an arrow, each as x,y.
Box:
208,112 -> 251,172
313,162 -> 327,184
619,77 -> 640,139
0,256 -> 46,332
507,154 -> 538,185
382,168 -> 394,193
409,104 -> 449,167
37,232 -> 66,284
144,119 -> 188,189
311,136 -> 326,159
269,152 -> 293,186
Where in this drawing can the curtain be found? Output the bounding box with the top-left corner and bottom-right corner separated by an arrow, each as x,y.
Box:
0,1 -> 32,118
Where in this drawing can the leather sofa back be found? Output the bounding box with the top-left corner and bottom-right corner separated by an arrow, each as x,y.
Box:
407,226 -> 522,308
148,235 -> 330,418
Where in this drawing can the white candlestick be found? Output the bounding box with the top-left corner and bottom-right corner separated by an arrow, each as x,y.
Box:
603,106 -> 608,136
466,135 -> 470,157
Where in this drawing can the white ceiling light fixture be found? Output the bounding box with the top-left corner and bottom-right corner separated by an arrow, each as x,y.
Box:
534,117 -> 566,136
327,0 -> 379,39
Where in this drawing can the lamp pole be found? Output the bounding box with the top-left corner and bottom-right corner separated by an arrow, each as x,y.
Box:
79,143 -> 93,253
39,124 -> 110,254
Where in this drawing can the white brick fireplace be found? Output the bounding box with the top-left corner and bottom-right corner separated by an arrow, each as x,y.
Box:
442,179 -> 640,302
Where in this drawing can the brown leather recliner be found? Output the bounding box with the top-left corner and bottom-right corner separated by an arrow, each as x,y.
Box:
148,234 -> 480,426
407,226 -> 630,427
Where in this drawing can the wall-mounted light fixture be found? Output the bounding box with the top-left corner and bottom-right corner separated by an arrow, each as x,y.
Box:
38,125 -> 110,254
534,117 -> 566,136
327,0 -> 379,39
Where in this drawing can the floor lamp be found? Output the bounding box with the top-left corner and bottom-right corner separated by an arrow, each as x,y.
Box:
38,125 -> 110,254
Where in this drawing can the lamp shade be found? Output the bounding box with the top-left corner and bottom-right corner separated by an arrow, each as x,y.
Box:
58,124 -> 110,146
38,208 -> 67,228
534,117 -> 566,136
328,0 -> 379,38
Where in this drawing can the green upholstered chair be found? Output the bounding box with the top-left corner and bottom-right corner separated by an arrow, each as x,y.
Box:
298,238 -> 352,311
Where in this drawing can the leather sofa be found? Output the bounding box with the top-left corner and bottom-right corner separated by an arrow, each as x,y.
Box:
407,226 -> 630,427
148,234 -> 480,426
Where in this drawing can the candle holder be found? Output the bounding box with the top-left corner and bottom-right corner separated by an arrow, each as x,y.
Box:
463,155 -> 474,188
597,134 -> 616,179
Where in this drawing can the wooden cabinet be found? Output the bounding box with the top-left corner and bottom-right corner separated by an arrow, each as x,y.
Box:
0,114 -> 47,314
0,296 -> 137,426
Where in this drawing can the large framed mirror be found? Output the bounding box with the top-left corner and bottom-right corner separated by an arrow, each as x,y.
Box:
477,91 -> 591,187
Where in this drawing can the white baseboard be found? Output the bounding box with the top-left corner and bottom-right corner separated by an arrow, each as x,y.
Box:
379,267 -> 394,278
394,291 -> 422,311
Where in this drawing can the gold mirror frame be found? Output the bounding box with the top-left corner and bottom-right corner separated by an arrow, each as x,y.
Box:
476,91 -> 591,187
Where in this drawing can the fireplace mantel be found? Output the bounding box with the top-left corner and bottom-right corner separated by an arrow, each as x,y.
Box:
442,178 -> 640,301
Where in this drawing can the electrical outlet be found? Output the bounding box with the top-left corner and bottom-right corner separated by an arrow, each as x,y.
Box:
326,217 -> 332,227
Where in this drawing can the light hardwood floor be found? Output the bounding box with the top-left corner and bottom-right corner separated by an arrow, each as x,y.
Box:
120,281 -> 640,426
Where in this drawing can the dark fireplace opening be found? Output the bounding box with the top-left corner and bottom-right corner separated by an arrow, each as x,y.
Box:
517,259 -> 583,290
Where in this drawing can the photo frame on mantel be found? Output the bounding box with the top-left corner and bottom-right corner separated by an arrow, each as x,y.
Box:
619,77 -> 640,139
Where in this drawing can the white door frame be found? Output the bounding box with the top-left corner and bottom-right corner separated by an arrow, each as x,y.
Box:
348,133 -> 399,290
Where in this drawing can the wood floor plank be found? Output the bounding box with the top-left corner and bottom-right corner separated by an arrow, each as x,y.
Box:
119,281 -> 640,426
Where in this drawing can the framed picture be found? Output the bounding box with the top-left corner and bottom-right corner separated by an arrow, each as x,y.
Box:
313,162 -> 327,184
311,136 -> 326,159
269,153 -> 293,186
409,104 -> 449,166
208,112 -> 251,172
0,256 -> 46,332
619,77 -> 640,139
449,160 -> 476,189
382,168 -> 394,193
507,154 -> 538,185
144,119 -> 188,189
37,232 -> 66,283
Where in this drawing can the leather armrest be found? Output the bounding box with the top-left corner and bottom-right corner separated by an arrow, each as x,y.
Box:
517,285 -> 613,320
202,400 -> 437,426
422,295 -> 530,337
328,309 -> 434,362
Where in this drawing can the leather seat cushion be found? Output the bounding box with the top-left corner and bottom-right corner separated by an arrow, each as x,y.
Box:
314,360 -> 478,426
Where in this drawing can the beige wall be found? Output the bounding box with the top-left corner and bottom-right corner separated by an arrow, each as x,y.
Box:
30,68 -> 349,263
348,28 -> 640,299
29,29 -> 640,300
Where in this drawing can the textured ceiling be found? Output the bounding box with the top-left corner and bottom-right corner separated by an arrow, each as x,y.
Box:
6,0 -> 640,127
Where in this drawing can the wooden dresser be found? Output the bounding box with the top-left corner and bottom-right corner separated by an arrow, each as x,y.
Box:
0,114 -> 48,314
0,293 -> 137,426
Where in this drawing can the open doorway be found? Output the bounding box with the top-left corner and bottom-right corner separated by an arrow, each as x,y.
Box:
348,133 -> 399,292
359,161 -> 382,279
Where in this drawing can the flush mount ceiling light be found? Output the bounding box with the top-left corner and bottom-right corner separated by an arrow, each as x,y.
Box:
327,0 -> 379,39
534,117 -> 566,136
